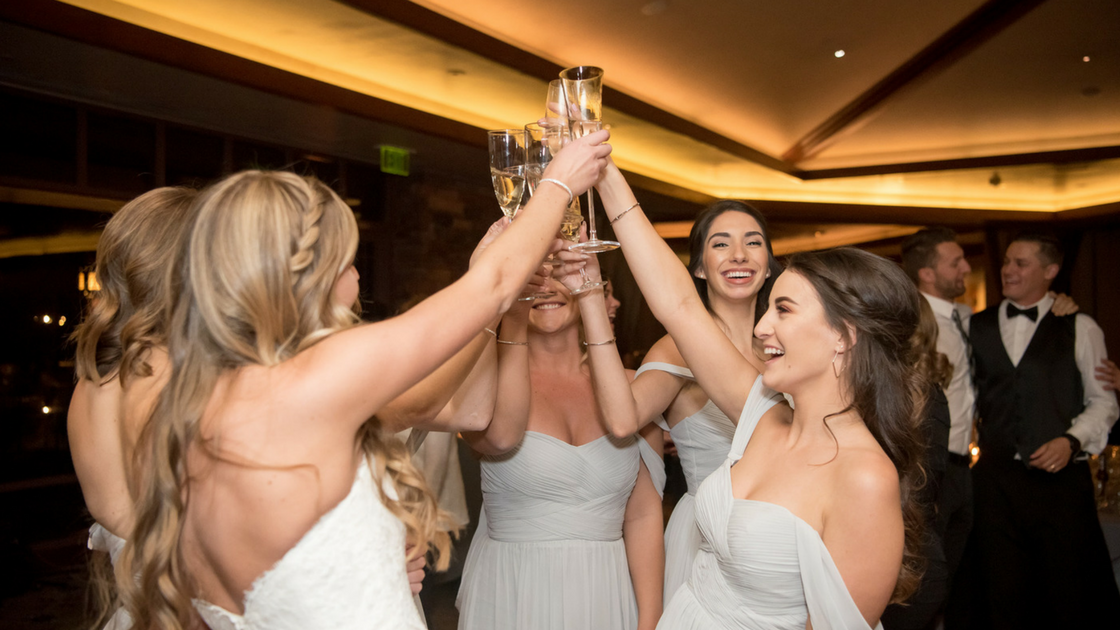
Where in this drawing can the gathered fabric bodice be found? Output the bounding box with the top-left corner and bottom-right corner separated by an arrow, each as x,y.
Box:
457,430 -> 663,630
480,431 -> 659,542
659,376 -> 882,630
194,460 -> 425,630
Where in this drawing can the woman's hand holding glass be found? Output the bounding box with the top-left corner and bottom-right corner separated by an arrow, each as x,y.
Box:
536,128 -> 611,204
552,224 -> 603,295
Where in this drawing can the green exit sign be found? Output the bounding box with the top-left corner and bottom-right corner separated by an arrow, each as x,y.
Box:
379,145 -> 411,176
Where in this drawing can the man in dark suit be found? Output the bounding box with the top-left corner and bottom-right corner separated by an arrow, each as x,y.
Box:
969,232 -> 1119,628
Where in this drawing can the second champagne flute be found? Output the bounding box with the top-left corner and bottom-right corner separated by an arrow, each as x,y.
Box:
488,129 -> 526,220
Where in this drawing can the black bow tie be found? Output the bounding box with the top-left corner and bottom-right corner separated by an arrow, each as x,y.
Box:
1006,303 -> 1038,322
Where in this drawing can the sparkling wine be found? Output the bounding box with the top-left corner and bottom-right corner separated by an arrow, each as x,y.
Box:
560,210 -> 582,242
491,166 -> 525,219
524,164 -> 544,195
569,120 -> 602,139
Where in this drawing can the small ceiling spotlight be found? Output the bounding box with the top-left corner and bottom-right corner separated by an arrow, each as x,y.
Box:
989,172 -> 1002,187
834,50 -> 846,58
1083,55 -> 1091,62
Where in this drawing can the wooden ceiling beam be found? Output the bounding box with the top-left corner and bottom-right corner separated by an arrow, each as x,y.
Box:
782,0 -> 1049,165
0,0 -> 485,148
340,0 -> 796,175
799,144 -> 1120,180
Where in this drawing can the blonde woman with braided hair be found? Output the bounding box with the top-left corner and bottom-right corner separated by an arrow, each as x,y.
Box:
119,130 -> 610,630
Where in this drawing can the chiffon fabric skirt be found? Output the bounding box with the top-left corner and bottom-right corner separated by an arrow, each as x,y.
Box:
457,431 -> 660,630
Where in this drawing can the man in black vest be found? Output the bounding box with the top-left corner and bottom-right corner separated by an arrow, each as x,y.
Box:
970,232 -> 1119,628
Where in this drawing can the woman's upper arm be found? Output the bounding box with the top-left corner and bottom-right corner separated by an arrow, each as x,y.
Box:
292,266 -> 508,422
657,318 -> 755,425
821,457 -> 904,626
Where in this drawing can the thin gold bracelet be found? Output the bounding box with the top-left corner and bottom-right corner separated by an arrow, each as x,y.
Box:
483,328 -> 497,337
497,339 -> 529,346
609,202 -> 640,225
582,337 -> 616,347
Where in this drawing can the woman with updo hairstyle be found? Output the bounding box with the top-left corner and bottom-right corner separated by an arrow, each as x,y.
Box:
559,158 -> 927,628
68,187 -> 197,629
584,199 -> 782,602
119,129 -> 610,630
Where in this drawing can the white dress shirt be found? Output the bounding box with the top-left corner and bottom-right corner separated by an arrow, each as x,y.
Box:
922,292 -> 977,456
998,294 -> 1119,454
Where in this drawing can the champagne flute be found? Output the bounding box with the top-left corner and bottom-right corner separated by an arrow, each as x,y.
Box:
520,122 -> 559,299
488,129 -> 526,220
559,66 -> 619,254
560,199 -> 603,295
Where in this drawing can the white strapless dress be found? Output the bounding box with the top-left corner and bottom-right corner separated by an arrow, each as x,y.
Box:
657,376 -> 882,630
456,431 -> 664,630
91,458 -> 424,630
635,361 -> 737,604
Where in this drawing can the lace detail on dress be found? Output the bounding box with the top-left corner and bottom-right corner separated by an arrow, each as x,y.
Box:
194,460 -> 425,630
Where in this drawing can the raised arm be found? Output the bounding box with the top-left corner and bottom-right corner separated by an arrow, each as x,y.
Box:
555,228 -> 639,438
379,219 -> 519,433
292,131 -> 611,431
590,160 -> 758,422
462,301 -> 533,455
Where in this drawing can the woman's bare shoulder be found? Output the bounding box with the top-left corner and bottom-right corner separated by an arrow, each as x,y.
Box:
831,438 -> 900,507
643,333 -> 688,367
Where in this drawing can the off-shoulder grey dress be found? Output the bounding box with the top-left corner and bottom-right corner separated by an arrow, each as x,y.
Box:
657,376 -> 882,630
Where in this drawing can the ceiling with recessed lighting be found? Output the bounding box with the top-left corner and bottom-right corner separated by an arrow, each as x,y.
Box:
10,0 -> 1120,218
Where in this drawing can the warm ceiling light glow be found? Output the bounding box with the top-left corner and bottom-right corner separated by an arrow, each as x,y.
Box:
59,316 -> 67,326
42,406 -> 51,414
42,315 -> 52,324
64,0 -> 1120,214
1083,56 -> 1091,62
834,50 -> 846,58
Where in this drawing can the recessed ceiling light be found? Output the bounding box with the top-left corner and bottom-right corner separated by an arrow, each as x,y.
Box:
1083,56 -> 1091,62
834,50 -> 846,58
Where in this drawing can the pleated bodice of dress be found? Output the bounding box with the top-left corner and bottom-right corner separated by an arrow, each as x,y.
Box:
457,430 -> 662,630
481,431 -> 639,542
635,361 -> 736,603
658,377 -> 882,630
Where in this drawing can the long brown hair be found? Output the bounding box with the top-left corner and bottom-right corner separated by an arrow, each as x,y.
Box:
72,187 -> 198,383
913,298 -> 953,389
783,247 -> 927,603
119,171 -> 450,629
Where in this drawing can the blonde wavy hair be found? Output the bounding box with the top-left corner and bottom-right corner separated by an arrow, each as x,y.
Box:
72,187 -> 198,384
119,171 -> 451,630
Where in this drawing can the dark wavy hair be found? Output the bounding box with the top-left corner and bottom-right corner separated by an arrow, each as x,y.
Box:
686,200 -> 782,325
783,247 -> 927,604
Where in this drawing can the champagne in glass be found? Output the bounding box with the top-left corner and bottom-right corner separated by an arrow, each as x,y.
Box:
487,129 -> 527,219
490,166 -> 525,219
559,66 -> 619,255
561,199 -> 603,295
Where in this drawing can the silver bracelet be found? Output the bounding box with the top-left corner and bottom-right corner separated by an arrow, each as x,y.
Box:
539,178 -> 573,206
582,337 -> 616,347
497,338 -> 529,346
610,201 -> 640,225
483,328 -> 497,337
